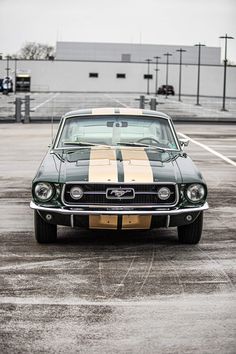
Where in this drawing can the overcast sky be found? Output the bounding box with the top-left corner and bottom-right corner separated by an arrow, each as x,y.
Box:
1,0 -> 236,62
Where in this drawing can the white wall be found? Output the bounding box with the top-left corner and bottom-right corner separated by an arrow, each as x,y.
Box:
0,59 -> 236,97
56,42 -> 221,65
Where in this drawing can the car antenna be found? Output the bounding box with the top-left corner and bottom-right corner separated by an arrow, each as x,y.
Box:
51,97 -> 54,144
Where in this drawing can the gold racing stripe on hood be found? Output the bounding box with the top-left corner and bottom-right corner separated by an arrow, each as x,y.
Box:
121,148 -> 153,182
89,147 -> 153,230
88,147 -> 118,182
120,147 -> 153,230
89,147 -> 118,229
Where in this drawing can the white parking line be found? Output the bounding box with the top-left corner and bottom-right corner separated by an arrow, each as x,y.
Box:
178,132 -> 236,167
32,93 -> 60,111
0,293 -> 234,306
168,98 -> 231,115
104,94 -> 129,107
208,145 -> 236,148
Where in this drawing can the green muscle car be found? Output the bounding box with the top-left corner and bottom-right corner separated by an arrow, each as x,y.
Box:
30,108 -> 208,244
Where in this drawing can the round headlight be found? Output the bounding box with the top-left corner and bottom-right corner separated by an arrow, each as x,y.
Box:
34,182 -> 54,202
70,186 -> 84,200
186,184 -> 205,202
157,187 -> 171,200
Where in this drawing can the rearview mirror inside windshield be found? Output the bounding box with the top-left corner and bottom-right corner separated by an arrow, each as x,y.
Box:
107,121 -> 128,127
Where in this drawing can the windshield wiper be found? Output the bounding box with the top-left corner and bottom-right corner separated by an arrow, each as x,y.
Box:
63,141 -> 109,147
117,142 -> 166,152
64,141 -> 97,146
117,142 -> 150,147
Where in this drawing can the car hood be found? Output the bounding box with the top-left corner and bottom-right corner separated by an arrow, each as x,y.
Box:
48,147 -> 204,184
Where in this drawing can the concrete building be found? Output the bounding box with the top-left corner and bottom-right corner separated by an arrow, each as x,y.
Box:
1,42 -> 235,97
56,41 -> 221,65
1,58 -> 236,97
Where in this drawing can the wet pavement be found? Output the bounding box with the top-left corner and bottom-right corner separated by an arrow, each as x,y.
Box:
0,122 -> 236,353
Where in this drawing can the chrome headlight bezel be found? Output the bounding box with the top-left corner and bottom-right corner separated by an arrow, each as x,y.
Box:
34,182 -> 54,202
70,186 -> 84,200
186,183 -> 206,203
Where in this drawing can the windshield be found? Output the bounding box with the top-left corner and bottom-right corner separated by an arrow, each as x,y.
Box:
55,115 -> 179,150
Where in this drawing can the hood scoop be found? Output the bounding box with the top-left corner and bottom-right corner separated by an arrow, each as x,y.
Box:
76,158 -> 113,166
124,159 -> 163,167
75,160 -> 90,166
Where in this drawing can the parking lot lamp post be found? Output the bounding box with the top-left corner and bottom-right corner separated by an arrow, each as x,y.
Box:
164,53 -> 172,99
14,57 -> 18,94
219,34 -> 234,111
6,55 -> 10,77
153,56 -> 161,96
195,43 -> 205,105
145,59 -> 152,95
5,55 -> 11,93
176,48 -> 186,102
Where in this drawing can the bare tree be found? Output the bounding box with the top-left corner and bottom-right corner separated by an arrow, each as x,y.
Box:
19,42 -> 55,60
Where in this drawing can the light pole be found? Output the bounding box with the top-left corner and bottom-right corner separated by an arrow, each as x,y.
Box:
176,48 -> 186,102
153,56 -> 161,96
164,53 -> 172,99
195,43 -> 205,105
5,55 -> 10,94
14,57 -> 18,94
6,55 -> 10,77
145,59 -> 152,95
219,33 -> 234,111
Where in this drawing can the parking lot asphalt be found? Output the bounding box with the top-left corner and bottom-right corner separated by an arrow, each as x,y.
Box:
0,118 -> 236,353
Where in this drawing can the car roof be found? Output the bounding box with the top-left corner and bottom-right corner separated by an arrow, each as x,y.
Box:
63,107 -> 171,120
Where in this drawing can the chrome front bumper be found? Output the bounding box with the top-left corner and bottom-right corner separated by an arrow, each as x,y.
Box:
30,201 -> 209,216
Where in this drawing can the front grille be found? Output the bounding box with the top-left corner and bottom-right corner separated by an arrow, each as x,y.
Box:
63,183 -> 178,206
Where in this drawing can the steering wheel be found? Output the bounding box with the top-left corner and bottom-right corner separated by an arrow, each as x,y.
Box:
137,137 -> 162,146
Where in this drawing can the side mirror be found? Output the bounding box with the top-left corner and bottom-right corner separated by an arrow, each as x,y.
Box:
48,138 -> 55,148
179,138 -> 189,147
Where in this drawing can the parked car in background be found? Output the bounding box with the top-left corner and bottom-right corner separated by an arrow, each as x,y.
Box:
158,85 -> 175,95
0,78 -> 3,92
2,77 -> 13,94
30,107 -> 208,244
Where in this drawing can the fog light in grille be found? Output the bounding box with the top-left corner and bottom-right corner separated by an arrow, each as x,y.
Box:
70,186 -> 84,200
46,214 -> 52,221
157,187 -> 171,200
185,214 -> 193,222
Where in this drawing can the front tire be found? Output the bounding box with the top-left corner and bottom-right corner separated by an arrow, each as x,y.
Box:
34,210 -> 57,243
178,212 -> 203,244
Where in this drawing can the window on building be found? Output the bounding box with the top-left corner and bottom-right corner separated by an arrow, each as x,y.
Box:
121,54 -> 131,62
116,73 -> 126,79
144,74 -> 153,79
89,73 -> 99,78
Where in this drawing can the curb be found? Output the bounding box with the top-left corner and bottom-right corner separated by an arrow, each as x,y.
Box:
1,116 -> 236,124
